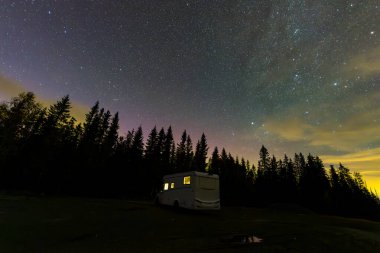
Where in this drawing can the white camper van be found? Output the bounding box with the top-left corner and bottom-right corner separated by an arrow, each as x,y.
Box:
156,171 -> 220,210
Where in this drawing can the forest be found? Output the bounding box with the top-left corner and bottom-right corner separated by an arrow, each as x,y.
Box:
0,92 -> 379,220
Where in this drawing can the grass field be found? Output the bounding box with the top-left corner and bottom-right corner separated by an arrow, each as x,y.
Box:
0,195 -> 380,253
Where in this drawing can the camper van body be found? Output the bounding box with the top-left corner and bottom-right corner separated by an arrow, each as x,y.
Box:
157,171 -> 220,210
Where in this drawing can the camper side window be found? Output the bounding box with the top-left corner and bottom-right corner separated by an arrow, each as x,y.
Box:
170,182 -> 175,189
164,183 -> 169,190
183,176 -> 191,185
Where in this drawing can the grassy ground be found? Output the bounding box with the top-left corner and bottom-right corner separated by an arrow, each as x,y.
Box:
0,195 -> 379,253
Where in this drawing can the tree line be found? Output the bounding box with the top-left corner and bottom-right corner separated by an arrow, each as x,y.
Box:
0,92 -> 379,219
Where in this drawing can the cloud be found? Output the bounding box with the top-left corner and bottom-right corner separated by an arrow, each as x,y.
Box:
321,147 -> 380,167
345,46 -> 380,77
321,148 -> 380,195
264,117 -> 313,142
309,124 -> 380,151
262,92 -> 380,152
259,92 -> 380,195
0,74 -> 88,122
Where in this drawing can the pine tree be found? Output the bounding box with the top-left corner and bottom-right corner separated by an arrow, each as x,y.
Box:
84,101 -> 99,128
193,133 -> 208,172
125,129 -> 135,152
209,146 -> 220,174
279,155 -> 297,202
126,126 -> 144,196
258,145 -> 270,178
185,135 -> 193,171
153,127 -> 166,190
99,110 -> 111,144
42,95 -> 71,137
0,92 -> 44,157
329,165 -> 340,211
269,155 -> 278,181
175,130 -> 187,172
162,126 -> 174,174
144,126 -> 162,195
294,153 -> 306,183
245,162 -> 256,205
131,126 -> 144,162
299,154 -> 329,210
0,92 -> 44,190
156,128 -> 165,159
80,102 -> 101,156
145,126 -> 158,160
103,112 -> 119,157
246,162 -> 254,183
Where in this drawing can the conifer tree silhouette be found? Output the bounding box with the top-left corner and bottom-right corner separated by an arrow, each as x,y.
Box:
193,133 -> 208,172
0,92 -> 379,220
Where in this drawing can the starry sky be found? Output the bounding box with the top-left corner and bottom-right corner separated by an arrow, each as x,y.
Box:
1,0 -> 380,193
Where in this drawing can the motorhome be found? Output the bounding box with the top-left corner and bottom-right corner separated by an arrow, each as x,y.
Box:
156,171 -> 220,210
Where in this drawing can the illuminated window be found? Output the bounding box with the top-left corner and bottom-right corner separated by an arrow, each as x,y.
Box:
170,182 -> 175,189
164,183 -> 169,190
183,176 -> 191,185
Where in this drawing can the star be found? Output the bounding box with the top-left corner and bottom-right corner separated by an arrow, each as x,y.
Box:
0,0 -> 379,194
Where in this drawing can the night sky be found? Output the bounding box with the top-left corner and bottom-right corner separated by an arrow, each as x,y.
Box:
1,1 -> 380,193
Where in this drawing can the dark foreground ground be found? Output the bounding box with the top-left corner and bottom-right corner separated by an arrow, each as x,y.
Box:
0,195 -> 380,253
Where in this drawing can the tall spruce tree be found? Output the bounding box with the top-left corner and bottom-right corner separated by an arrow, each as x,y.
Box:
256,145 -> 271,203
103,112 -> 119,157
294,153 -> 306,183
258,145 -> 270,178
299,154 -> 330,210
154,128 -> 166,188
209,146 -> 220,174
0,92 -> 44,190
162,126 -> 174,174
185,135 -> 194,171
175,130 -> 187,172
144,126 -> 160,194
80,102 -> 101,158
131,126 -> 144,163
193,133 -> 208,172
145,126 -> 158,160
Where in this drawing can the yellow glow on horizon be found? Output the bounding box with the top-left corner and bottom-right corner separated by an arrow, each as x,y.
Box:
322,147 -> 380,164
261,97 -> 380,196
0,74 -> 88,122
39,98 -> 88,123
0,74 -> 26,99
322,149 -> 380,196
264,105 -> 380,153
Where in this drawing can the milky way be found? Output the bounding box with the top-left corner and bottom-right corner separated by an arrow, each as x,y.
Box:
1,0 -> 380,192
